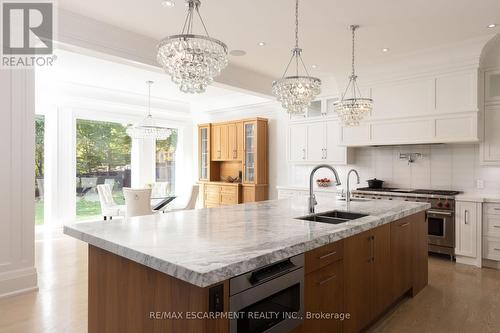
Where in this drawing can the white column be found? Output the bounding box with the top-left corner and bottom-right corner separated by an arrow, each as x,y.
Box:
0,69 -> 38,297
131,138 -> 155,188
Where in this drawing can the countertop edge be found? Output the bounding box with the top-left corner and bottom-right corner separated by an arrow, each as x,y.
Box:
63,203 -> 430,288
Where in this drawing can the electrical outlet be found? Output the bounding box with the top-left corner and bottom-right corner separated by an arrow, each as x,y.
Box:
477,179 -> 484,189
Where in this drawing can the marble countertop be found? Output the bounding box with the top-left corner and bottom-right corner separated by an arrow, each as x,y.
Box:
63,198 -> 430,288
455,191 -> 500,203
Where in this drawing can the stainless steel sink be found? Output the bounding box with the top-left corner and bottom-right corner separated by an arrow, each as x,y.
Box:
296,210 -> 368,225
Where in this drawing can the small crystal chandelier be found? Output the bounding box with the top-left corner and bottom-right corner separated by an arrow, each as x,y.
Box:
334,25 -> 373,126
126,81 -> 172,140
157,0 -> 228,94
272,0 -> 321,115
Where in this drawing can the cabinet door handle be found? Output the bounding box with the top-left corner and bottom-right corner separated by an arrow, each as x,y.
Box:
318,274 -> 337,286
493,225 -> 500,228
464,210 -> 469,224
494,248 -> 500,251
302,148 -> 306,160
371,235 -> 375,262
318,251 -> 337,260
494,208 -> 500,211
324,148 -> 327,159
399,222 -> 410,228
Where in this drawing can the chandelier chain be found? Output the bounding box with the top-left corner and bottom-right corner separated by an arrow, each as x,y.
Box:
147,80 -> 152,117
351,25 -> 355,77
295,0 -> 299,48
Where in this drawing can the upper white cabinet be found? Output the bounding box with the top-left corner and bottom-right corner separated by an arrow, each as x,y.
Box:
485,70 -> 500,102
339,68 -> 480,146
288,119 -> 348,165
307,122 -> 326,161
480,106 -> 500,165
480,69 -> 500,165
289,123 -> 307,161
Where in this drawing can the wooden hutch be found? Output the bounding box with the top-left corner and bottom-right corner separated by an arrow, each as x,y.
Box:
198,118 -> 268,208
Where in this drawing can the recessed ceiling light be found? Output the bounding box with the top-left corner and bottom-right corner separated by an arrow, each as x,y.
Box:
487,23 -> 497,28
311,64 -> 317,69
229,49 -> 246,56
258,41 -> 266,46
161,0 -> 175,7
382,48 -> 390,52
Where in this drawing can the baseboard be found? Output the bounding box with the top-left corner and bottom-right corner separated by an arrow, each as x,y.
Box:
455,255 -> 481,267
0,267 -> 38,298
482,259 -> 500,270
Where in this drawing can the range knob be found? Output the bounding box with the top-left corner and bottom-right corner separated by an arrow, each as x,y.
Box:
437,201 -> 443,208
444,201 -> 450,208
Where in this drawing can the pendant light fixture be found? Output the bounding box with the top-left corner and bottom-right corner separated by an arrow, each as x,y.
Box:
334,25 -> 373,126
126,81 -> 172,140
272,0 -> 321,115
157,0 -> 228,94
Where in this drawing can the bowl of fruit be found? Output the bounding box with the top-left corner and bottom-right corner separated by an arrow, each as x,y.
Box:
316,178 -> 332,187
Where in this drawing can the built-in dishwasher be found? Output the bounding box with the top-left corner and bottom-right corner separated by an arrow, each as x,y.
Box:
229,254 -> 304,333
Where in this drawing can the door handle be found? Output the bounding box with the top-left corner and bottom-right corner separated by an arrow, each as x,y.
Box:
427,210 -> 453,216
302,148 -> 306,160
318,251 -> 337,260
464,210 -> 468,225
318,274 -> 337,286
399,222 -> 410,228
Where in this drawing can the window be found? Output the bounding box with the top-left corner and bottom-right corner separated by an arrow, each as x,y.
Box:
76,119 -> 131,220
35,115 -> 45,225
155,129 -> 178,195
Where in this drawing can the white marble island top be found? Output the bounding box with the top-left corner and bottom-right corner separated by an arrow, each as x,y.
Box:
64,198 -> 430,287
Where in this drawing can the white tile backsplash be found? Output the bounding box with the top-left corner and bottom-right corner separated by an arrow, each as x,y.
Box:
288,144 -> 500,192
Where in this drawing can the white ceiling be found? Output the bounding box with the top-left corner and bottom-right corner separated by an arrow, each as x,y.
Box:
57,0 -> 500,81
36,49 -> 269,113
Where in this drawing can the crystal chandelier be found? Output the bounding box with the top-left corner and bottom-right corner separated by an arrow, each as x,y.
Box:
272,0 -> 321,115
157,0 -> 228,94
334,25 -> 373,126
126,81 -> 172,140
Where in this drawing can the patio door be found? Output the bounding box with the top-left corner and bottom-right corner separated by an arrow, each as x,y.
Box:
75,119 -> 131,220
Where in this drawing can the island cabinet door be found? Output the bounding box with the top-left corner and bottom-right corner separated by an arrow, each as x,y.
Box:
343,223 -> 392,333
372,223 -> 392,318
412,212 -> 428,295
304,260 -> 343,333
343,229 -> 374,333
391,216 -> 413,301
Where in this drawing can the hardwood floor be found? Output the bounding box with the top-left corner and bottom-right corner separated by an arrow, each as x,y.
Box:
0,229 -> 88,333
370,255 -> 500,332
1,231 -> 500,333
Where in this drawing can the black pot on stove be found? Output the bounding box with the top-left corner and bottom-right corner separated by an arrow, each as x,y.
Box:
367,178 -> 384,189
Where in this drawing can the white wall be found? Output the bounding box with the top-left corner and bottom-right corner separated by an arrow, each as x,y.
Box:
287,144 -> 500,192
0,70 -> 38,297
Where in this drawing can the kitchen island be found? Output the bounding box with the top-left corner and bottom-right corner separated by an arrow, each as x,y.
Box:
64,198 -> 430,333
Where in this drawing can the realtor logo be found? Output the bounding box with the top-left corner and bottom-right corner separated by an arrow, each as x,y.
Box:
1,1 -> 55,67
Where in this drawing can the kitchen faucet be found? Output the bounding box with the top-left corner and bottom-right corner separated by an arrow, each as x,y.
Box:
346,169 -> 360,203
309,164 -> 342,214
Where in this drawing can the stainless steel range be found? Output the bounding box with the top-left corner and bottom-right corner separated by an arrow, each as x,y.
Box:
352,188 -> 461,258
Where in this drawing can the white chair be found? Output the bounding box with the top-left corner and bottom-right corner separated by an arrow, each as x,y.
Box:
169,185 -> 199,212
123,188 -> 153,218
151,181 -> 169,198
104,178 -> 116,190
97,184 -> 126,220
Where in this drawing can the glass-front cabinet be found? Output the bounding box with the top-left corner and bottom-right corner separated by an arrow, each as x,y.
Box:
199,125 -> 209,180
243,122 -> 256,183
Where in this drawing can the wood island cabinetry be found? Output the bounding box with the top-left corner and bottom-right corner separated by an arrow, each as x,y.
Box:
198,118 -> 268,207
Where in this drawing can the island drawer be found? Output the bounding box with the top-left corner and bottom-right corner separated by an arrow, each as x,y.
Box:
305,240 -> 344,274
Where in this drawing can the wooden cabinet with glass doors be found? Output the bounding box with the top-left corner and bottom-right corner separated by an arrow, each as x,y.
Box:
198,118 -> 268,208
